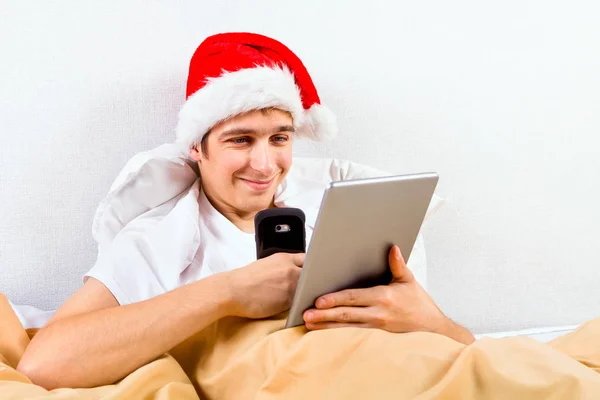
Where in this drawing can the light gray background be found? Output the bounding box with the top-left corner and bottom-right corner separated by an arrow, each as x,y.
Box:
1,0 -> 598,333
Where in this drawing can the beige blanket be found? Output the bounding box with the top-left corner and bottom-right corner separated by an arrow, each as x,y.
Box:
1,294 -> 599,399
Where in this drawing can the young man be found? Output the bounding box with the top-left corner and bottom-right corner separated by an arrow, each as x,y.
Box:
17,32 -> 474,390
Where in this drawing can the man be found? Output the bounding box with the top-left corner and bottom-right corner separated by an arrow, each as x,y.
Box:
17,32 -> 474,390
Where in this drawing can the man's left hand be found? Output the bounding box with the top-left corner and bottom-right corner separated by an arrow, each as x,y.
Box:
303,245 -> 474,344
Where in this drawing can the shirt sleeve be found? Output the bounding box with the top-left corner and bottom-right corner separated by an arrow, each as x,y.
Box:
84,203 -> 200,306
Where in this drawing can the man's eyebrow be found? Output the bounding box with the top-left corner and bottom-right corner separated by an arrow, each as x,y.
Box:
277,125 -> 295,133
219,125 -> 295,138
219,128 -> 255,139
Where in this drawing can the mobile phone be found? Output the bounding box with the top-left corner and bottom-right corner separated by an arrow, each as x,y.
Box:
254,207 -> 306,259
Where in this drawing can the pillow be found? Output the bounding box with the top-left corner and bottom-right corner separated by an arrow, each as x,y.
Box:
92,144 -> 198,251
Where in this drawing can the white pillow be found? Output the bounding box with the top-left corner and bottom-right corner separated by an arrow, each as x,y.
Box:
92,144 -> 198,251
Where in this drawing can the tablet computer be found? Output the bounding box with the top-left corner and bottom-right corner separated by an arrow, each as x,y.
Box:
285,172 -> 439,328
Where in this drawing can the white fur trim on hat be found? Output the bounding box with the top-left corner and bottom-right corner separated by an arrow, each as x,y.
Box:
175,65 -> 336,148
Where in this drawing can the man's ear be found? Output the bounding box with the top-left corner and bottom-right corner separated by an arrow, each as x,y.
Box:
190,146 -> 202,163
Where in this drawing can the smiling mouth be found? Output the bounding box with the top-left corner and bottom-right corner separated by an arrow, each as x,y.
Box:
239,177 -> 276,191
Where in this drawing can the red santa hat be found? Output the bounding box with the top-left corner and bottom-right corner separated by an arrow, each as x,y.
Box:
175,32 -> 338,149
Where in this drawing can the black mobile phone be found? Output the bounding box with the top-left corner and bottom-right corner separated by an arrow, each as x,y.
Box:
254,207 -> 306,259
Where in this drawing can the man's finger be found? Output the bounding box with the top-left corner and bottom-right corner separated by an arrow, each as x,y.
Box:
389,245 -> 414,283
315,287 -> 380,309
304,306 -> 377,324
305,322 -> 370,331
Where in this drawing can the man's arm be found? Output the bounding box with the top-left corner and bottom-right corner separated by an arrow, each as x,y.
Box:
17,275 -> 232,389
433,318 -> 475,345
17,252 -> 304,390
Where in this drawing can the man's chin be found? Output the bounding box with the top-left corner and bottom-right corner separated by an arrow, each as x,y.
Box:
238,192 -> 276,213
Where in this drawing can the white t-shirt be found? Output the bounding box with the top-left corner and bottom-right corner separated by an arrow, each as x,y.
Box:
84,176 -> 321,305
85,170 -> 427,306
190,186 -> 315,281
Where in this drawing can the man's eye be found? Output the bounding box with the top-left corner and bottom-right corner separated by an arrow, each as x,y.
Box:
272,136 -> 289,143
230,137 -> 250,144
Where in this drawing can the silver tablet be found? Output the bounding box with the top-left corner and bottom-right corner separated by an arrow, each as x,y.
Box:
285,172 -> 439,328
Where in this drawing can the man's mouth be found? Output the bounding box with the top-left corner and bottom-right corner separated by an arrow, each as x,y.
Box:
239,176 -> 276,191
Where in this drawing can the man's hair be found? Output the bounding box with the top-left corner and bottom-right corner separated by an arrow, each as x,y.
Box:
197,108 -> 291,159
199,133 -> 210,158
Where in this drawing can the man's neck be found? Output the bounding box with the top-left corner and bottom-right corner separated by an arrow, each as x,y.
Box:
220,210 -> 257,234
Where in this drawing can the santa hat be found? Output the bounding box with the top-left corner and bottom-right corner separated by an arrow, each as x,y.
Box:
175,32 -> 337,149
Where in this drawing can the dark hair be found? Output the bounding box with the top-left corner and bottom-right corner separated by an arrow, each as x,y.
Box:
199,132 -> 210,158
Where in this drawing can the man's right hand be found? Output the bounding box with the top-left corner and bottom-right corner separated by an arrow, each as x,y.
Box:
226,252 -> 305,319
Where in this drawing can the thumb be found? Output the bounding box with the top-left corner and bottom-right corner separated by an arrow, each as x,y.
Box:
389,245 -> 414,283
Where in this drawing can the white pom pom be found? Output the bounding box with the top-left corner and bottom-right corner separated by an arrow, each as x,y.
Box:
297,104 -> 338,141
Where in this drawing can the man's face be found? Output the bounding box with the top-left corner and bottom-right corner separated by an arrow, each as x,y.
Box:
190,108 -> 294,215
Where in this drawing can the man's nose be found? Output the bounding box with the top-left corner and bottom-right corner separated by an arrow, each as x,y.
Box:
249,141 -> 275,176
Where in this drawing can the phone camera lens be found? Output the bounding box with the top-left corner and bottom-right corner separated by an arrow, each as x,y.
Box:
276,225 -> 282,231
